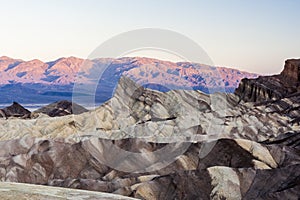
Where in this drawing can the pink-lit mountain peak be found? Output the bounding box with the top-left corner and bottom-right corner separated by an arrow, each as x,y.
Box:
0,56 -> 259,89
0,56 -> 15,61
46,57 -> 84,75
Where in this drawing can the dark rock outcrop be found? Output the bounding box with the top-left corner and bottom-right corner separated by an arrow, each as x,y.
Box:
235,59 -> 300,102
0,102 -> 31,119
34,100 -> 88,117
280,59 -> 300,84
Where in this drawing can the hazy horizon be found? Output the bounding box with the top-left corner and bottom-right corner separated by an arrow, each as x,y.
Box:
1,0 -> 299,74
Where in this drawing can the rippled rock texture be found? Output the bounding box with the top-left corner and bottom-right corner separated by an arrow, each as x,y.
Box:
0,132 -> 299,199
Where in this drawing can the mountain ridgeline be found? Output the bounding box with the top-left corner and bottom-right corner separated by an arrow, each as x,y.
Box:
0,56 -> 258,104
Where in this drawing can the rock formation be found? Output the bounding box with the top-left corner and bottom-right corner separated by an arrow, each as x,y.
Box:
0,131 -> 298,199
235,59 -> 300,102
0,58 -> 299,199
34,100 -> 88,117
0,75 -> 298,142
280,59 -> 300,84
0,102 -> 31,119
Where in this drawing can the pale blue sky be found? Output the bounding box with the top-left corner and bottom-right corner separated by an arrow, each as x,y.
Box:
0,0 -> 299,74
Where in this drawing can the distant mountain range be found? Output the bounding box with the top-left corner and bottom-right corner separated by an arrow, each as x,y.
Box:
0,56 -> 258,104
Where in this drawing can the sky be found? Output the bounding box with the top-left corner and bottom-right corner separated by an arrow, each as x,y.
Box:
0,0 -> 299,74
